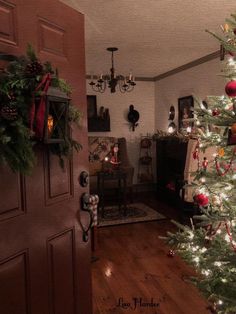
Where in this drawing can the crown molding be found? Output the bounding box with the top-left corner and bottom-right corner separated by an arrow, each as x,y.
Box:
85,75 -> 154,82
154,50 -> 220,81
86,50 -> 220,83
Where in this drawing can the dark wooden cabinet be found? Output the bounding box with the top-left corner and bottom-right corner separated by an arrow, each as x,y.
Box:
156,138 -> 188,207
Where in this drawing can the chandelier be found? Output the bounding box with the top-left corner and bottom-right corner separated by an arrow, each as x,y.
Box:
88,47 -> 136,93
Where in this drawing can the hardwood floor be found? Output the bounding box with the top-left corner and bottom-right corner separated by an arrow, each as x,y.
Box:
92,195 -> 210,314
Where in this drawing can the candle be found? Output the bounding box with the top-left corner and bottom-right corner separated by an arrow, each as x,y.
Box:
47,114 -> 54,136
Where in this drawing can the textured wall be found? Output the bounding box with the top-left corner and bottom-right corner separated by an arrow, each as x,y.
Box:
155,58 -> 225,131
86,80 -> 155,184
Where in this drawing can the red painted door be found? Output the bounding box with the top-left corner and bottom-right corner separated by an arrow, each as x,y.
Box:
0,1 -> 92,313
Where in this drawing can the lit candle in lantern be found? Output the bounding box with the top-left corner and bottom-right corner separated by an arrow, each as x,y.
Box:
47,114 -> 54,137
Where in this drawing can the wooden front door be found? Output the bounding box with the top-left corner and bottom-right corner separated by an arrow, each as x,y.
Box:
0,1 -> 92,313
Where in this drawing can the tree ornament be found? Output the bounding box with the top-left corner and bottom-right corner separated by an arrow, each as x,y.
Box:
225,80 -> 236,97
202,157 -> 208,170
212,108 -> 220,116
223,23 -> 230,33
215,149 -> 235,176
194,193 -> 209,207
234,28 -> 236,35
193,148 -> 199,160
0,104 -> 18,120
231,123 -> 236,134
218,147 -> 225,157
167,249 -> 175,257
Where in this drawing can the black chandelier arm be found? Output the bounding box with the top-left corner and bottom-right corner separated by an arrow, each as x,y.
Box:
88,47 -> 136,93
118,79 -> 135,93
89,79 -> 106,93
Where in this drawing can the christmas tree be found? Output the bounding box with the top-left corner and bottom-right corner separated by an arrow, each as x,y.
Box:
166,14 -> 236,314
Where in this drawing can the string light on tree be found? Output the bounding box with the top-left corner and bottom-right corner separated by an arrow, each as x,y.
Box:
165,12 -> 236,313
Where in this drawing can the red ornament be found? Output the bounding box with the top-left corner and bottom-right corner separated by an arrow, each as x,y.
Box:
193,148 -> 199,160
231,123 -> 236,135
194,193 -> 209,207
228,51 -> 235,57
167,249 -> 175,257
212,108 -> 220,116
202,157 -> 208,170
225,80 -> 236,97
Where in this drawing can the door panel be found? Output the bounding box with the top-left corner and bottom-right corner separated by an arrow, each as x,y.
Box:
0,0 -> 18,46
0,250 -> 30,314
0,1 -> 91,313
47,228 -> 77,314
0,168 -> 26,221
44,153 -> 73,204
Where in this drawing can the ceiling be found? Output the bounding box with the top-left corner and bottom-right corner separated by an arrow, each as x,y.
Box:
61,0 -> 236,78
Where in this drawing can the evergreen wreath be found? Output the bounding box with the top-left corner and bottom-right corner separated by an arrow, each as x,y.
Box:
0,45 -> 82,174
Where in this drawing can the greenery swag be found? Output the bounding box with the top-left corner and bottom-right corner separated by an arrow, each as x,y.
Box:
0,45 -> 82,174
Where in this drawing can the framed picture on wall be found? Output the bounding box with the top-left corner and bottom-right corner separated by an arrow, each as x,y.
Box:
87,95 -> 97,118
178,95 -> 194,130
87,95 -> 110,132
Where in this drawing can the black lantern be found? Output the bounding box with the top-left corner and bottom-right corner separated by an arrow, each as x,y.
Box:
44,86 -> 70,143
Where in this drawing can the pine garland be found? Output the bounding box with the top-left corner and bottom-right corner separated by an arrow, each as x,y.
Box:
0,44 -> 82,174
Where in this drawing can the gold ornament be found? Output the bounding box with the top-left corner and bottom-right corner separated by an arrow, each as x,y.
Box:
223,23 -> 230,32
218,148 -> 225,157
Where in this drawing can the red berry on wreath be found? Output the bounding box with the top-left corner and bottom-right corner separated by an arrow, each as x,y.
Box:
225,80 -> 236,97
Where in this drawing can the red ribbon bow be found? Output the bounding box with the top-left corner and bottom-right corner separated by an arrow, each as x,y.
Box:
30,73 -> 52,140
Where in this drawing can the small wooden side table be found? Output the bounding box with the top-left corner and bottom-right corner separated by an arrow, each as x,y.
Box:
97,170 -> 127,218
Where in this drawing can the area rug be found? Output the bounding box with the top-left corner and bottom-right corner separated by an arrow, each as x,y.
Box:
98,203 -> 166,227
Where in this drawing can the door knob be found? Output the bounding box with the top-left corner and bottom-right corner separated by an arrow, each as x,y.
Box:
80,193 -> 99,242
79,171 -> 89,187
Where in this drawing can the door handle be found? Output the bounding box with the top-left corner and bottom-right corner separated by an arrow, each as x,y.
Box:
80,193 -> 99,242
79,171 -> 89,187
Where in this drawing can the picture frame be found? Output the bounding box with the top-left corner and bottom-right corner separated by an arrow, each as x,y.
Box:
87,95 -> 97,119
178,95 -> 194,130
87,95 -> 110,132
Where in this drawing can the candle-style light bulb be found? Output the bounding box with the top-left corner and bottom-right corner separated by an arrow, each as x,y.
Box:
129,71 -> 132,81
47,114 -> 54,137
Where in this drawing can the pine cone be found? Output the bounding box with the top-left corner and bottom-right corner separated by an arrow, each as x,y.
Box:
0,105 -> 18,120
25,61 -> 43,76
